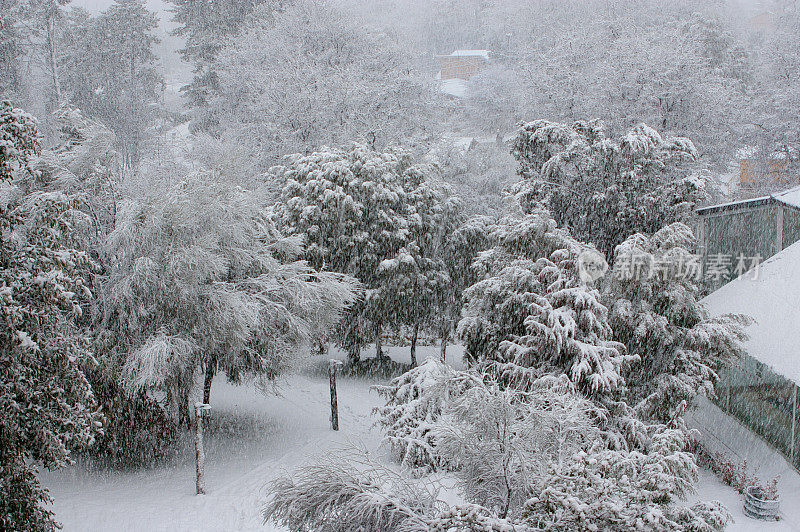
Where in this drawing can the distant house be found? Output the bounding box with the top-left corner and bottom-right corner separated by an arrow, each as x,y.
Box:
739,156 -> 798,190
436,50 -> 491,99
696,185 -> 800,274
437,50 -> 491,80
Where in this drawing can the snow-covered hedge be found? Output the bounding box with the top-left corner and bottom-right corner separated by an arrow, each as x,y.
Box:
372,359 -> 480,471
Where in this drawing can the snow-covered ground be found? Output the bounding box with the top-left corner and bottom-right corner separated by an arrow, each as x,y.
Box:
42,345 -> 789,532
687,397 -> 800,531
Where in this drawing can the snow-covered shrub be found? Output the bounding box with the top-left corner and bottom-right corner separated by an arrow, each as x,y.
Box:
435,376 -> 598,519
606,223 -> 748,424
427,504 -> 531,532
523,428 -> 731,531
373,359 -> 480,470
263,456 -> 436,532
512,119 -> 705,258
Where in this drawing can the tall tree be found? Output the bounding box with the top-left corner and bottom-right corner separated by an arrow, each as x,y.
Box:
273,143 -> 414,362
18,0 -> 72,106
165,0 -> 284,130
0,101 -> 102,531
0,1 -> 24,98
606,223 -> 747,424
512,119 -> 705,260
105,144 -> 357,425
59,1 -> 162,168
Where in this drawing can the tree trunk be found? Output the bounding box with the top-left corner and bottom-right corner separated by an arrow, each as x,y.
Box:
347,341 -> 360,364
410,323 -> 419,367
203,359 -> 215,405
329,361 -> 340,431
179,379 -> 191,429
440,323 -> 449,363
375,323 -> 383,359
46,15 -> 62,105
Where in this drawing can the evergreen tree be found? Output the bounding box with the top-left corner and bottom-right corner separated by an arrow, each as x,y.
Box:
606,223 -> 747,424
273,144 -> 417,361
165,0 -> 284,130
0,101 -> 101,531
458,211 -> 634,400
512,119 -> 705,259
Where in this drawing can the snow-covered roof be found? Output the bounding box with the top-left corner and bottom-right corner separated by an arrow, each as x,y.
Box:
702,239 -> 800,385
772,185 -> 800,209
697,185 -> 800,215
696,196 -> 771,215
440,78 -> 468,98
449,49 -> 491,60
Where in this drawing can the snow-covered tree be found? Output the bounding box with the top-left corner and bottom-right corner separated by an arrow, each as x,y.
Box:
58,1 -> 163,168
0,101 -> 102,531
606,223 -> 748,424
165,0 -> 285,131
104,146 -> 358,426
274,144 -> 454,362
435,376 -> 598,519
33,107 -> 120,239
458,210 -> 635,400
0,5 -> 24,99
512,119 -> 706,259
524,428 -> 730,531
436,214 -> 493,360
213,0 -> 439,163
375,167 -> 467,364
17,0 -> 72,107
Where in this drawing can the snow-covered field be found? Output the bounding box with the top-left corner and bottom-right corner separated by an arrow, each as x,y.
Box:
42,345 -> 792,532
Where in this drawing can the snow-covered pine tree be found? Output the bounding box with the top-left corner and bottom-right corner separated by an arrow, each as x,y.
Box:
606,223 -> 747,424
511,119 -> 706,259
0,101 -> 102,531
458,210 -> 635,400
104,145 -> 358,427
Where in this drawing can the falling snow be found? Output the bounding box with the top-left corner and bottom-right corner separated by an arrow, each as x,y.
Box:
2,1 -> 800,531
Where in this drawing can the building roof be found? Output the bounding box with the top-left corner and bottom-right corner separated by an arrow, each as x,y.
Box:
772,185 -> 800,209
696,185 -> 800,216
448,49 -> 491,60
702,239 -> 800,386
